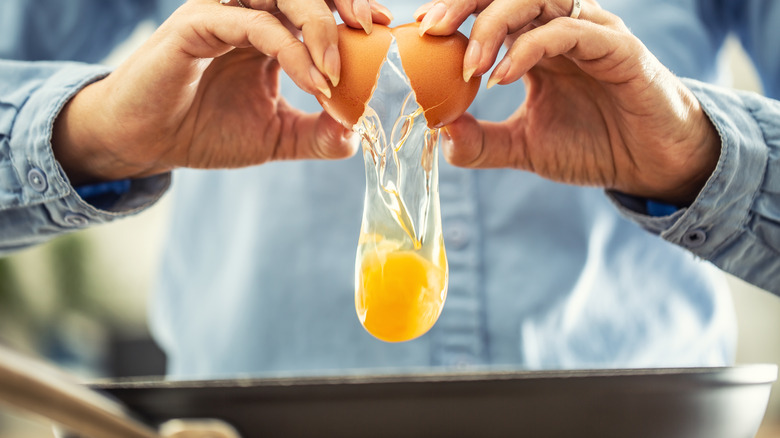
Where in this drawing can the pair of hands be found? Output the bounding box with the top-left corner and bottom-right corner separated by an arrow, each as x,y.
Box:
54,0 -> 719,206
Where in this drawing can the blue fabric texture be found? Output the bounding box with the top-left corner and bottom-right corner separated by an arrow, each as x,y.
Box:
75,179 -> 132,210
0,0 -> 777,379
646,200 -> 681,217
75,179 -> 131,199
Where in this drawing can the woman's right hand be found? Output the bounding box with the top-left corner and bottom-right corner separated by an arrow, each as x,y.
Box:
53,0 -> 392,185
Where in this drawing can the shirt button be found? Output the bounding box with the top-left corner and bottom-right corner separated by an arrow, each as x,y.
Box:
682,228 -> 707,248
64,213 -> 88,227
445,223 -> 470,249
27,168 -> 48,192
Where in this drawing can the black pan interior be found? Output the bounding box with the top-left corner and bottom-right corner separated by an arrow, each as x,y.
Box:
93,365 -> 778,438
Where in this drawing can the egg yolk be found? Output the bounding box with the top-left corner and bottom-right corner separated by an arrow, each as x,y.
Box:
356,236 -> 447,343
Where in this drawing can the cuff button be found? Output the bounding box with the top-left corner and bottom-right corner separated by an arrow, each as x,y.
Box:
64,213 -> 88,227
27,168 -> 48,192
682,228 -> 707,248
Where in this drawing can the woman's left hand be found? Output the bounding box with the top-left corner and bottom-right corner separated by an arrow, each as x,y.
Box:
415,0 -> 720,205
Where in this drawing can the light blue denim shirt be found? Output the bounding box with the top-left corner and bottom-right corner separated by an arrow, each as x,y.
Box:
1,0 -> 778,379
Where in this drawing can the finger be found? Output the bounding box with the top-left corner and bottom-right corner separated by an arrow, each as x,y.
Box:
333,0 -> 373,33
242,0 -> 394,26
369,1 -> 394,24
486,16 -> 637,88
412,0 -> 555,77
442,112 -> 523,169
277,0 -> 341,86
279,110 -> 359,160
415,0 -> 485,36
309,112 -> 359,160
170,2 -> 332,97
464,0 -> 605,80
413,1 -> 436,20
243,0 -> 279,10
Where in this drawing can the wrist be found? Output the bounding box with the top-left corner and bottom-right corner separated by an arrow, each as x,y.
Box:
637,88 -> 721,207
52,79 -> 165,185
661,113 -> 720,206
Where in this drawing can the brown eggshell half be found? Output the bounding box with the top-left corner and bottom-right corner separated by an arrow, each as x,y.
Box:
316,24 -> 393,127
392,22 -> 481,128
317,22 -> 481,129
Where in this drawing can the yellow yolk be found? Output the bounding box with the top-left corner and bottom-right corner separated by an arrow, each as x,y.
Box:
356,237 -> 447,342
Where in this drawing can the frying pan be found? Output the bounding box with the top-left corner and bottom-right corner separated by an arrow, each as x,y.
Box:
0,344 -> 776,437
95,366 -> 778,438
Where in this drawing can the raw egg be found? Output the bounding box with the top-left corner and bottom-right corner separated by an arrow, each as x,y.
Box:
321,21 -> 474,343
317,22 -> 481,128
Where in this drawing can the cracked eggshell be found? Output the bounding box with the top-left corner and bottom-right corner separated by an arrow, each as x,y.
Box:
317,22 -> 481,129
392,22 -> 481,128
316,24 -> 393,127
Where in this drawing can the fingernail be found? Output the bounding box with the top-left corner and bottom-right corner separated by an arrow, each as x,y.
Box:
463,39 -> 481,82
372,3 -> 394,22
441,126 -> 452,142
440,127 -> 454,160
354,0 -> 373,34
323,44 -> 341,87
419,2 -> 447,36
487,56 -> 511,89
413,2 -> 435,21
310,65 -> 331,99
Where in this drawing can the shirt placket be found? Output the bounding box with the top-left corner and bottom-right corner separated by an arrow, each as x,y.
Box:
431,158 -> 486,368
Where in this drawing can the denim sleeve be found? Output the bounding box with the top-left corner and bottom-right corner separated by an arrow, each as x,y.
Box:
0,60 -> 170,255
609,78 -> 780,295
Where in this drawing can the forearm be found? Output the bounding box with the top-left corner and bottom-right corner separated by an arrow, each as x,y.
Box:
0,60 -> 169,252
51,77 -> 167,186
610,78 -> 780,295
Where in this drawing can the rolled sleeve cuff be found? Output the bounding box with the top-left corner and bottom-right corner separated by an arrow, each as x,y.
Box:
609,78 -> 780,293
3,61 -> 169,239
51,174 -> 171,228
8,62 -> 110,208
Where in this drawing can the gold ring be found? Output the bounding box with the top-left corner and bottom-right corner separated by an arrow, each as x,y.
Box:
570,0 -> 582,18
219,0 -> 247,7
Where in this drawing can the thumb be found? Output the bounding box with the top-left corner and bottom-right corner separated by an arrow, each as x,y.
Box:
442,113 -> 519,169
301,112 -> 359,160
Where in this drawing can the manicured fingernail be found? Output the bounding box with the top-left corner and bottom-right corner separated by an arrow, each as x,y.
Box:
487,56 -> 511,89
414,2 -> 433,20
372,3 -> 394,22
310,65 -> 331,98
463,40 -> 481,82
419,2 -> 447,36
354,0 -> 373,34
441,126 -> 452,142
440,127 -> 455,160
413,2 -> 435,21
323,44 -> 340,87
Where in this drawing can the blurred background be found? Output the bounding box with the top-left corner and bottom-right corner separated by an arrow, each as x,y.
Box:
1,21 -> 779,438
